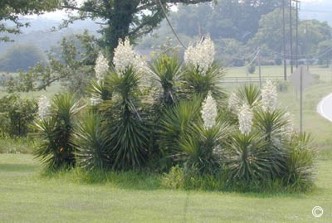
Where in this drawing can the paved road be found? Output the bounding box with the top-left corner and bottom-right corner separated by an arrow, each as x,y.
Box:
317,93 -> 332,122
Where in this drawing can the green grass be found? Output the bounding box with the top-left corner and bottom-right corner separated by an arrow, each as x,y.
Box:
0,154 -> 332,222
1,65 -> 332,222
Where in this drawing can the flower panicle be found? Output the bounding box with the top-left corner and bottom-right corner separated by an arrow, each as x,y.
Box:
184,36 -> 215,74
261,80 -> 277,112
228,92 -> 241,113
94,52 -> 109,83
238,103 -> 253,135
38,95 -> 51,119
201,91 -> 218,129
113,37 -> 148,76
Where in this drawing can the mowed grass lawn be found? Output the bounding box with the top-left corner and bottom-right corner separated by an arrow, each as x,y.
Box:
1,65 -> 332,222
0,155 -> 332,223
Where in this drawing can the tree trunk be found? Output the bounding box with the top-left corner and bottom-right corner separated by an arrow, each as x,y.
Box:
104,0 -> 138,62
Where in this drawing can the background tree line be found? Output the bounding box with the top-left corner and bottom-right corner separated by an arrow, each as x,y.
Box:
1,0 -> 332,92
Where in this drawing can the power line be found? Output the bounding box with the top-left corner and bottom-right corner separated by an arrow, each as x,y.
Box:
157,0 -> 187,49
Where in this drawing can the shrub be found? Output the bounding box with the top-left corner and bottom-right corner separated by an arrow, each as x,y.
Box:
158,98 -> 202,168
74,112 -> 112,171
161,165 -> 185,189
180,124 -> 229,176
149,54 -> 182,107
283,133 -> 316,191
0,94 -> 37,137
104,68 -> 150,170
224,132 -> 272,182
35,93 -> 83,170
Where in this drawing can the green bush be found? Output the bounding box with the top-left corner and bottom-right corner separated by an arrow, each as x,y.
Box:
283,133 -> 316,191
150,54 -> 182,107
0,94 -> 37,137
35,93 -> 82,170
74,112 -> 112,171
158,98 -> 202,169
183,63 -> 226,101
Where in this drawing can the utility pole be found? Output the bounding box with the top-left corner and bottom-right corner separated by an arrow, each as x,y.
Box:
258,48 -> 262,89
295,0 -> 300,68
290,0 -> 293,74
305,22 -> 309,70
282,0 -> 287,80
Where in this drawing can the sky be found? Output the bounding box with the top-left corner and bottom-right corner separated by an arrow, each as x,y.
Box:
29,0 -> 332,24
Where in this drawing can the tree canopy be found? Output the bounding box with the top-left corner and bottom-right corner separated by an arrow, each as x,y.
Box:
172,0 -> 282,42
61,0 -> 212,59
0,0 -> 59,41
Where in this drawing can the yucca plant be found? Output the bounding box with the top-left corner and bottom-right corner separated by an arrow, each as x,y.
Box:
254,108 -> 290,141
150,54 -> 182,107
237,84 -> 261,107
183,36 -> 226,102
35,93 -> 83,170
253,108 -> 291,178
158,97 -> 202,167
180,123 -> 231,175
89,79 -> 112,102
103,68 -> 149,170
284,132 -> 316,191
183,64 -> 226,102
74,112 -> 112,171
224,131 -> 272,182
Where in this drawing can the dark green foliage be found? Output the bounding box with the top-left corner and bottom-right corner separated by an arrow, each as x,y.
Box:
225,132 -> 272,182
284,133 -> 316,190
35,93 -> 82,170
158,98 -> 202,166
150,54 -> 182,107
0,0 -> 59,41
31,51 -> 316,193
74,112 -> 112,171
62,0 -> 212,59
237,84 -> 261,107
109,111 -> 149,170
0,94 -> 37,137
89,79 -> 112,101
104,68 -> 150,170
254,108 -> 290,140
183,63 -> 226,102
180,124 -> 230,175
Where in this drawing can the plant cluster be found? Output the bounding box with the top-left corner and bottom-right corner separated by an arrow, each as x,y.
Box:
35,37 -> 316,192
0,94 -> 37,137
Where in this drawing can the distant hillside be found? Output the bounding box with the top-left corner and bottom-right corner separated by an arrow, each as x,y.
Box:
0,18 -> 99,55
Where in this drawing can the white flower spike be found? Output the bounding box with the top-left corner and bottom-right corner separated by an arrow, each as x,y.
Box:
184,36 -> 215,74
238,103 -> 253,135
94,52 -> 109,83
38,95 -> 51,119
261,80 -> 277,112
201,91 -> 218,129
113,37 -> 147,75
